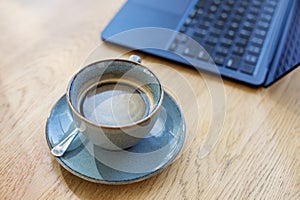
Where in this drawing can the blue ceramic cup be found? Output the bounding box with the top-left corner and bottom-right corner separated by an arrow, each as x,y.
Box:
66,55 -> 164,150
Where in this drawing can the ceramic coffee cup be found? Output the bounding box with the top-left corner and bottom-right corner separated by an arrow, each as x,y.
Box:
66,55 -> 164,150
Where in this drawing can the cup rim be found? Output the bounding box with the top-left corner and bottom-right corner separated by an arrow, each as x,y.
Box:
66,58 -> 164,130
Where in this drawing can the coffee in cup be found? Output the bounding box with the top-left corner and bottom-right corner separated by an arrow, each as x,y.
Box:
66,55 -> 164,150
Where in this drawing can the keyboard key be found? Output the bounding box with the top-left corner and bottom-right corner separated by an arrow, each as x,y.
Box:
226,55 -> 241,70
257,21 -> 269,30
240,0 -> 249,7
252,0 -> 262,8
246,13 -> 257,23
203,44 -> 214,55
206,36 -> 219,45
245,54 -> 258,65
230,21 -> 239,30
233,46 -> 245,55
184,17 -> 192,26
206,12 -> 216,20
211,27 -> 222,36
261,13 -> 272,22
192,35 -> 203,43
189,9 -> 197,18
221,37 -> 233,47
266,0 -> 277,8
183,39 -> 201,57
196,0 -> 209,8
210,5 -> 218,13
241,64 -> 255,74
250,6 -> 260,15
248,45 -> 261,55
180,26 -> 187,33
197,49 -> 210,61
220,12 -> 229,20
198,20 -> 211,29
194,28 -> 208,38
176,33 -> 188,43
196,7 -> 205,16
215,19 -> 225,28
213,54 -> 226,65
227,0 -> 235,5
225,29 -> 236,39
183,47 -> 194,57
233,14 -> 243,22
191,19 -> 199,26
236,38 -> 248,47
237,7 -> 246,15
169,42 -> 178,51
217,46 -> 230,55
254,29 -> 267,38
251,37 -> 264,46
222,4 -> 232,12
263,6 -> 275,15
213,0 -> 221,6
240,29 -> 252,39
243,20 -> 255,31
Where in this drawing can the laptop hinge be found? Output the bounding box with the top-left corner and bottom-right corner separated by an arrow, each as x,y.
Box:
264,0 -> 300,87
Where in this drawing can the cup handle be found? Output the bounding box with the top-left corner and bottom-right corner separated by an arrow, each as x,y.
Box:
129,55 -> 142,63
51,128 -> 79,157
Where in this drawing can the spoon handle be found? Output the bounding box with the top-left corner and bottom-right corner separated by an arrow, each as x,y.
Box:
51,129 -> 79,157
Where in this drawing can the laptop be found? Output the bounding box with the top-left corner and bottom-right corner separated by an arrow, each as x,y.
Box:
101,0 -> 300,87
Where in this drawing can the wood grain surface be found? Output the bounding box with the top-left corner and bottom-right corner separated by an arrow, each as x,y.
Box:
0,1 -> 299,199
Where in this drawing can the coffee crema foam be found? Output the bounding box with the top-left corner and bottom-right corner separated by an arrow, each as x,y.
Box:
79,81 -> 151,126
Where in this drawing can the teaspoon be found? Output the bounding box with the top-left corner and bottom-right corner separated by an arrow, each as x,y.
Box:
51,129 -> 79,157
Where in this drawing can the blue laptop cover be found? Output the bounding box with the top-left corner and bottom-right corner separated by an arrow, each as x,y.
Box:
101,0 -> 300,87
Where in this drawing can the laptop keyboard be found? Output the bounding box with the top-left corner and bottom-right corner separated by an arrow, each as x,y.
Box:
169,0 -> 278,76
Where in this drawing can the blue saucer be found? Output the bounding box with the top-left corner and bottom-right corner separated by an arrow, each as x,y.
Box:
46,92 -> 185,184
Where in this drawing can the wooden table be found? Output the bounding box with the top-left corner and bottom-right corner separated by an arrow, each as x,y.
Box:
1,1 -> 299,199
